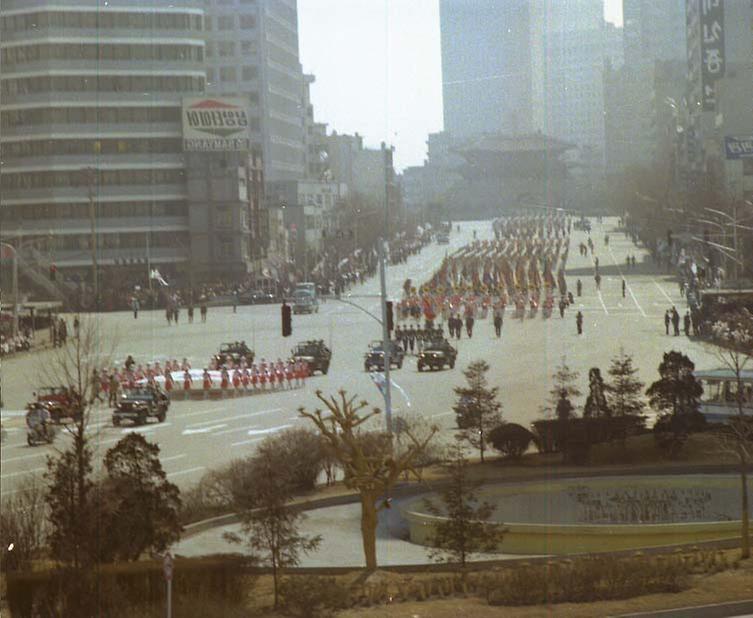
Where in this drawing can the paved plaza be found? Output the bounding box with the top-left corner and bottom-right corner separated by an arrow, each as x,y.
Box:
0,218 -> 721,502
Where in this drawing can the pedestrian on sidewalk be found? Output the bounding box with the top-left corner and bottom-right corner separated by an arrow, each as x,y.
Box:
576,311 -> 583,335
664,310 -> 671,335
671,306 -> 680,336
622,279 -> 626,298
594,273 -> 602,291
576,279 -> 582,296
683,311 -> 691,336
131,296 -> 140,319
558,298 -> 567,318
493,308 -> 503,337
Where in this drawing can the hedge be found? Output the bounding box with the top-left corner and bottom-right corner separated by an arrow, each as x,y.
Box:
7,555 -> 253,617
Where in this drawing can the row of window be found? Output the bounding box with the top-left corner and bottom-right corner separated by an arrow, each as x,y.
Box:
26,231 -> 189,252
206,40 -> 258,58
2,75 -> 204,97
3,138 -> 183,158
1,43 -> 204,66
1,106 -> 181,128
205,14 -> 256,30
1,169 -> 184,190
207,66 -> 258,82
0,12 -> 203,33
2,201 -> 186,221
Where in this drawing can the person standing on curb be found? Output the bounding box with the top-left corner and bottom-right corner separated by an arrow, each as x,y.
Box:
576,311 -> 583,335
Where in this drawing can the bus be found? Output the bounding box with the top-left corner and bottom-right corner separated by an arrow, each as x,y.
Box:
694,368 -> 753,423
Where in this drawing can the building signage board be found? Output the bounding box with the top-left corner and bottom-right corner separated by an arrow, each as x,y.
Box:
182,98 -> 250,151
724,136 -> 753,159
699,0 -> 725,111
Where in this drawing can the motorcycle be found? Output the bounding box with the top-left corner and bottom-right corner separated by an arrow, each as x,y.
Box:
25,405 -> 56,446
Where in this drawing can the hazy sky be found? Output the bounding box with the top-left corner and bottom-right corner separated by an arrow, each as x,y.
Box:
299,0 -> 624,171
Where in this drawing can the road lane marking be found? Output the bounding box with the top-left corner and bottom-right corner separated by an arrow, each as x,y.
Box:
231,437 -> 265,447
653,280 -> 674,303
245,424 -> 292,436
179,406 -> 228,419
1,451 -> 48,464
166,466 -> 205,478
161,454 -> 187,463
121,422 -> 172,434
185,408 -> 282,428
431,411 -> 455,418
1,466 -> 45,480
182,424 -> 228,435
607,245 -> 646,317
597,291 -> 609,315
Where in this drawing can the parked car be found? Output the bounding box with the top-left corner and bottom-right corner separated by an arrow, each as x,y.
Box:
437,232 -> 450,244
113,386 -> 170,426
32,386 -> 81,424
214,341 -> 255,366
239,289 -> 277,305
417,339 -> 457,371
291,340 -> 332,375
364,340 -> 405,371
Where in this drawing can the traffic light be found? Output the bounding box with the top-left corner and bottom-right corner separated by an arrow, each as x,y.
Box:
281,302 -> 292,337
385,300 -> 394,332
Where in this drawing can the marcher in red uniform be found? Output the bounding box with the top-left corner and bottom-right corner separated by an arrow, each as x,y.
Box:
182,369 -> 193,398
164,370 -> 174,395
259,361 -> 267,390
220,367 -> 230,397
286,361 -> 295,389
232,368 -> 241,395
202,369 -> 212,399
275,360 -> 285,389
241,367 -> 251,391
251,364 -> 259,390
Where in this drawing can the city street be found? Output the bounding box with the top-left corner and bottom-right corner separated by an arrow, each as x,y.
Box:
0,218 -> 722,497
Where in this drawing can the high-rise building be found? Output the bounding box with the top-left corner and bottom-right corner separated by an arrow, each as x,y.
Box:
1,0 -> 206,293
530,0 -> 606,160
439,0 -> 533,138
203,0 -> 306,182
622,0 -> 686,71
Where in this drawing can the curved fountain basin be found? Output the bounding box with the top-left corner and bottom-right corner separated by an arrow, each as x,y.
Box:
401,475 -> 751,555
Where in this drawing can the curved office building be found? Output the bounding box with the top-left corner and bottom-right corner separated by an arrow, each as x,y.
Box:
0,0 -> 205,289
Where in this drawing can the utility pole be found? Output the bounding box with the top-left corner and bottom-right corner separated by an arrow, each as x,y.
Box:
378,239 -> 392,434
379,141 -> 394,434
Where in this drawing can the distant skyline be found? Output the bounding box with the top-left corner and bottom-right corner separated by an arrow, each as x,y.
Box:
299,1 -> 624,171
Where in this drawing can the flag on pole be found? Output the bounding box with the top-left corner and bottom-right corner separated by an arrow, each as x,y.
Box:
369,372 -> 411,408
150,269 -> 169,287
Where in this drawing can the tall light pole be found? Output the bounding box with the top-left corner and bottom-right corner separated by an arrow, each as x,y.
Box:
380,142 -> 393,433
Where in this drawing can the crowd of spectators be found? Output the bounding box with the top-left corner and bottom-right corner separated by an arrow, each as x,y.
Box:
0,331 -> 32,357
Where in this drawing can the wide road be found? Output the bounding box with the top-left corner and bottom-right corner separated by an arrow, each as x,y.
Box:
0,218 -> 721,498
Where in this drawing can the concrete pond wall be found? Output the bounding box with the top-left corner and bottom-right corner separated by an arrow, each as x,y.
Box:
400,475 -> 752,555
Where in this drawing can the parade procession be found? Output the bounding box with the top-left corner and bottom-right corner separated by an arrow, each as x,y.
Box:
397,213 -> 572,330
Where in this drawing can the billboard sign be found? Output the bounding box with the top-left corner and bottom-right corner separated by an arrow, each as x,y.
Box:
182,98 -> 250,151
724,136 -> 753,159
699,0 -> 725,111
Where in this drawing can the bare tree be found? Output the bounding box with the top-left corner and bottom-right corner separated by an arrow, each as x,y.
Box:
393,412 -> 442,480
709,310 -> 753,559
224,449 -> 320,609
40,316 -> 118,568
300,390 -> 436,571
